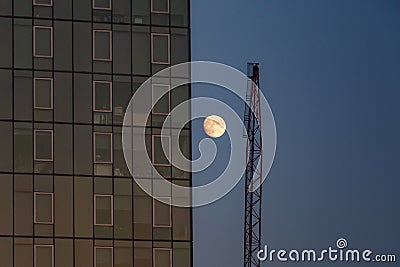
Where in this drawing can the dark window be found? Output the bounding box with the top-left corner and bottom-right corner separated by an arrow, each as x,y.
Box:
152,33 -> 170,64
152,84 -> 170,114
93,0 -> 111,10
34,130 -> 53,161
152,135 -> 171,166
94,132 -> 113,163
94,30 -> 112,61
94,81 -> 112,112
35,245 -> 54,267
34,26 -> 53,58
152,0 -> 169,13
34,0 -> 53,6
94,194 -> 113,226
154,248 -> 172,267
34,78 -> 53,110
34,192 -> 53,224
95,247 -> 113,267
153,198 -> 171,227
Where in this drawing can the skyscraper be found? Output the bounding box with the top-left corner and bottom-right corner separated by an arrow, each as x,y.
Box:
0,0 -> 192,266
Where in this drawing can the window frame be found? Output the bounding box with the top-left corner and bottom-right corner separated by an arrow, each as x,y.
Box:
153,248 -> 172,267
151,0 -> 170,14
94,132 -> 113,164
93,0 -> 112,10
151,33 -> 170,65
93,81 -> 113,113
34,78 -> 54,110
153,197 -> 172,228
93,30 -> 113,61
94,246 -> 114,267
33,26 -> 53,58
34,244 -> 54,267
152,135 -> 171,166
34,192 -> 54,224
33,0 -> 53,7
152,84 -> 170,115
94,194 -> 114,226
34,129 -> 54,162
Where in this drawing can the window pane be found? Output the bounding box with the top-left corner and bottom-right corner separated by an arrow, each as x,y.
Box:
0,18 -> 12,68
35,130 -> 53,161
0,122 -> 12,172
153,135 -> 170,165
34,0 -> 52,5
0,237 -> 12,267
95,195 -> 113,225
94,0 -> 111,9
35,246 -> 53,267
171,0 -> 188,27
154,198 -> 171,227
0,175 -> 13,235
154,249 -> 171,267
95,247 -> 113,267
14,123 -> 33,172
95,133 -> 113,163
14,19 -> 32,68
74,177 -> 93,237
94,82 -> 112,112
34,27 -> 52,57
132,26 -> 150,75
152,34 -> 169,64
74,22 -> 91,71
152,84 -> 170,114
94,31 -> 112,60
152,0 -> 169,13
35,193 -> 53,223
35,79 -> 53,109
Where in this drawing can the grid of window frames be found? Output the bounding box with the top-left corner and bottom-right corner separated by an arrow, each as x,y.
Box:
0,0 -> 191,266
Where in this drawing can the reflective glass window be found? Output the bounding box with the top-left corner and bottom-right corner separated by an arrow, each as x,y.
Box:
152,84 -> 170,115
152,33 -> 170,64
94,30 -> 112,61
95,247 -> 113,267
34,192 -> 53,224
35,245 -> 54,267
94,195 -> 113,226
94,81 -> 112,112
34,26 -> 53,58
152,0 -> 169,13
34,78 -> 53,110
34,130 -> 53,161
152,135 -> 171,166
93,0 -> 111,10
153,248 -> 172,267
153,198 -> 171,228
94,132 -> 113,163
34,0 -> 52,6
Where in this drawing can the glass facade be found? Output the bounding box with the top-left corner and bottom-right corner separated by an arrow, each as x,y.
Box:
0,0 -> 192,266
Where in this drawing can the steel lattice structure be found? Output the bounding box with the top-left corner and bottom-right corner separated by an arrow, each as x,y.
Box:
243,63 -> 263,267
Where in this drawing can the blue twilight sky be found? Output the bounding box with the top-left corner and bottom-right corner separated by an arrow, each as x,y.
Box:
190,0 -> 400,266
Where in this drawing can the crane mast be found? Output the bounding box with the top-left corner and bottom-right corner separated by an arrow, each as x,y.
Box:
243,63 -> 263,267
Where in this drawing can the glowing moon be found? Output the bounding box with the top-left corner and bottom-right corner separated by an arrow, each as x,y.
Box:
203,115 -> 226,138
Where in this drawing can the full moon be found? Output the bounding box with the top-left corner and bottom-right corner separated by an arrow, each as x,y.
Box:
203,115 -> 226,138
